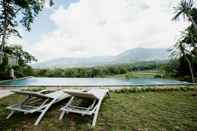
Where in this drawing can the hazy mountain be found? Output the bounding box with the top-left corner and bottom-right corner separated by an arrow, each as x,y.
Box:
32,48 -> 170,68
116,48 -> 169,62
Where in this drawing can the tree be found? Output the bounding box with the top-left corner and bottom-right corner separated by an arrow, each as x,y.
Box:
173,0 -> 197,32
0,0 -> 47,51
0,0 -> 53,79
0,45 -> 37,79
4,45 -> 37,66
175,40 -> 195,82
173,0 -> 197,82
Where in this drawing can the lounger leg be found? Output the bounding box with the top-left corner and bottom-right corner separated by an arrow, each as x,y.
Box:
34,99 -> 56,126
59,111 -> 66,120
92,90 -> 109,127
59,97 -> 74,120
107,92 -> 110,97
92,100 -> 102,127
34,110 -> 46,126
6,111 -> 15,119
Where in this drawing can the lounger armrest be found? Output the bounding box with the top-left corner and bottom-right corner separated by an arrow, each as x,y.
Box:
39,90 -> 49,93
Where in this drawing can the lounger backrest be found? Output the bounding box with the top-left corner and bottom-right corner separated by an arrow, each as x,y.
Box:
45,91 -> 70,99
87,89 -> 108,99
64,91 -> 96,99
12,90 -> 53,99
65,89 -> 108,99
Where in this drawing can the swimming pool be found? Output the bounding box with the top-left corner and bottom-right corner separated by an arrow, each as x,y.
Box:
0,77 -> 189,87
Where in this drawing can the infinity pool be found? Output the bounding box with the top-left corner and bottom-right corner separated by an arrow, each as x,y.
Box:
0,77 -> 189,87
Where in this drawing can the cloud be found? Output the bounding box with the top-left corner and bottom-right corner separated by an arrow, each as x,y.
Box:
26,0 -> 187,61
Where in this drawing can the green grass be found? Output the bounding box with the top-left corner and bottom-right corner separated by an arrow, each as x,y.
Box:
0,88 -> 197,130
114,70 -> 161,79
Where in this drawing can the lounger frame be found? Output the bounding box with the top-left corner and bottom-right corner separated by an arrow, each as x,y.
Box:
6,90 -> 69,125
59,89 -> 109,127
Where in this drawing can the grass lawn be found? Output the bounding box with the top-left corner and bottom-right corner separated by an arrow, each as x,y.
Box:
114,70 -> 161,79
0,89 -> 197,131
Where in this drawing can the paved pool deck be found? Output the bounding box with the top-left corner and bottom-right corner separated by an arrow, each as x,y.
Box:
0,89 -> 13,99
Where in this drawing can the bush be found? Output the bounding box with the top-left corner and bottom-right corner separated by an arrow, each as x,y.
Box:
125,72 -> 133,79
154,74 -> 162,78
113,86 -> 197,93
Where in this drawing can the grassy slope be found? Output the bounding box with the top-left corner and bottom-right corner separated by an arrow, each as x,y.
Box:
0,90 -> 197,131
113,70 -> 161,79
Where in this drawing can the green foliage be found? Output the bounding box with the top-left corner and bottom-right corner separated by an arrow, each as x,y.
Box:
113,85 -> 197,93
4,45 -> 37,65
161,58 -> 197,81
172,0 -> 194,21
21,87 -> 46,92
171,0 -> 197,82
0,0 -> 45,40
125,72 -> 133,79
0,45 -> 37,79
160,60 -> 178,77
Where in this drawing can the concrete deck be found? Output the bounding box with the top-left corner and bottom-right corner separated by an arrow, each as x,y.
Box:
0,89 -> 12,99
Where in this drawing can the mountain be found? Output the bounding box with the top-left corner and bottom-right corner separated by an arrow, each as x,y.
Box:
32,48 -> 170,68
116,48 -> 169,62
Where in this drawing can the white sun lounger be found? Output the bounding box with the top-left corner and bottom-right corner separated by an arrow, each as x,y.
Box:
59,89 -> 110,127
6,90 -> 70,125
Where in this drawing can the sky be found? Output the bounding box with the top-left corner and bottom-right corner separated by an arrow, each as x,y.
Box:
11,0 -> 188,62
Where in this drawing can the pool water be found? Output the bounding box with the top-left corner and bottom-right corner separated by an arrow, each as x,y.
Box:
0,77 -> 189,86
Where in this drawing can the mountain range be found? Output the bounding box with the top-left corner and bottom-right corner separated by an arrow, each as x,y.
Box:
32,48 -> 170,68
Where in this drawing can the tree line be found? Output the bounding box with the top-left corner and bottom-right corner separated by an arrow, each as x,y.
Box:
25,62 -> 162,78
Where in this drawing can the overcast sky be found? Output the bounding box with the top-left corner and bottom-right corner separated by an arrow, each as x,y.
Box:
12,0 -> 188,62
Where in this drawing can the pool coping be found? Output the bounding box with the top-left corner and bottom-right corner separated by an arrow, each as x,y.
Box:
0,89 -> 13,99
0,76 -> 33,84
0,83 -> 196,89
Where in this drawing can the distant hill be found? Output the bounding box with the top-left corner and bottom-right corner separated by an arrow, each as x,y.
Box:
116,48 -> 169,62
32,48 -> 170,68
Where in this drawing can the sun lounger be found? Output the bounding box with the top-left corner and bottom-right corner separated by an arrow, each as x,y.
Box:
59,88 -> 110,127
6,90 -> 70,125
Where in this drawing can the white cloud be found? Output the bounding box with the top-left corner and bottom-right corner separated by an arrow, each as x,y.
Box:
26,0 -> 188,61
